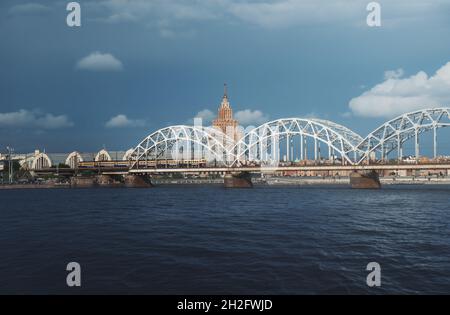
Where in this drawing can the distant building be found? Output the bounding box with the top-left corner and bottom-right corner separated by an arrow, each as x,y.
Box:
13,148 -> 132,172
20,150 -> 52,170
212,84 -> 241,141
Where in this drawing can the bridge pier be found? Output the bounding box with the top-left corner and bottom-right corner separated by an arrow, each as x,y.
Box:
96,174 -> 123,187
97,174 -> 113,187
224,172 -> 253,188
124,174 -> 153,188
349,170 -> 381,189
70,175 -> 97,188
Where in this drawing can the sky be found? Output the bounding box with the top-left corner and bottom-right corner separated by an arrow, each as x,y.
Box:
1,0 -> 450,153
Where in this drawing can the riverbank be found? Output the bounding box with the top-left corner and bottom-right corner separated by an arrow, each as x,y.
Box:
2,176 -> 450,189
263,176 -> 450,185
0,183 -> 70,189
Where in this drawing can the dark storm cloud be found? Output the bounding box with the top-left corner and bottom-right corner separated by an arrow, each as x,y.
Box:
0,0 -> 450,153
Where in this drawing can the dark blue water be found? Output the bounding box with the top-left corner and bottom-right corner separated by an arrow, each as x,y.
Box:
1,185 -> 450,294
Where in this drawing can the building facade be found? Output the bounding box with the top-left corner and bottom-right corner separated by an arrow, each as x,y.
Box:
212,84 -> 240,141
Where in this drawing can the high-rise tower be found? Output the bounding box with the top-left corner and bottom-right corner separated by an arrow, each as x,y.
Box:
212,84 -> 239,139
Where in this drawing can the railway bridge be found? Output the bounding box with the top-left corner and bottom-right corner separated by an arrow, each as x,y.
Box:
31,107 -> 450,188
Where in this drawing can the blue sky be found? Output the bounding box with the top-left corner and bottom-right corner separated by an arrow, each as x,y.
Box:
1,0 -> 450,153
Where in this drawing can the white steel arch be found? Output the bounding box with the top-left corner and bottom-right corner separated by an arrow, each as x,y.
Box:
232,118 -> 363,165
122,148 -> 135,161
95,149 -> 111,162
65,151 -> 83,168
129,125 -> 236,168
357,107 -> 450,163
129,108 -> 450,169
31,152 -> 52,170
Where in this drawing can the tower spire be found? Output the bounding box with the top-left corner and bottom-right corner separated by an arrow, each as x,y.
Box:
213,83 -> 239,140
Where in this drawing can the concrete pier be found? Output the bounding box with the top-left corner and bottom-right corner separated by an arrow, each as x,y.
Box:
349,171 -> 381,189
224,172 -> 253,188
97,175 -> 113,187
70,176 -> 97,188
96,175 -> 123,187
124,174 -> 153,188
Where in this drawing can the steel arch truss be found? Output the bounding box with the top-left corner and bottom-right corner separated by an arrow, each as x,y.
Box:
232,118 -> 364,165
357,108 -> 450,163
129,125 -> 236,168
130,107 -> 450,168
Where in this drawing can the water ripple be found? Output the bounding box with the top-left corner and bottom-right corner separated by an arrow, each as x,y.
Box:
1,185 -> 450,294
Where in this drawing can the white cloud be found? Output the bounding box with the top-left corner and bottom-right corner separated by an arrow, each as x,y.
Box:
76,52 -> 123,72
98,0 -> 217,22
187,109 -> 215,126
349,61 -> 450,118
8,3 -> 51,15
194,109 -> 215,123
235,109 -> 268,126
384,68 -> 404,80
228,0 -> 359,28
0,109 -> 73,129
35,113 -> 74,129
93,0 -> 216,37
341,111 -> 353,118
190,108 -> 268,126
98,12 -> 138,24
91,0 -> 448,30
228,0 -> 449,28
303,112 -> 321,119
105,114 -> 145,128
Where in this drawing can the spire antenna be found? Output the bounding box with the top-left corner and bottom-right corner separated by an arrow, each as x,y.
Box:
223,83 -> 228,98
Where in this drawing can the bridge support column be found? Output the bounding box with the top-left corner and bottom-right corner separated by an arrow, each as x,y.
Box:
433,125 -> 437,159
124,174 -> 153,188
304,136 -> 308,161
70,175 -> 97,188
96,174 -> 121,187
397,135 -> 402,162
415,128 -> 420,161
224,172 -> 253,188
300,134 -> 304,160
286,134 -> 290,162
349,170 -> 381,189
314,138 -> 318,161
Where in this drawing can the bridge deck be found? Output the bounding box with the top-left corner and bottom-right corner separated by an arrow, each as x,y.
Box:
129,164 -> 450,173
32,163 -> 450,175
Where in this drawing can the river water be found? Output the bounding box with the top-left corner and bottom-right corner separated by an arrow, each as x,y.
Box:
1,185 -> 450,294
